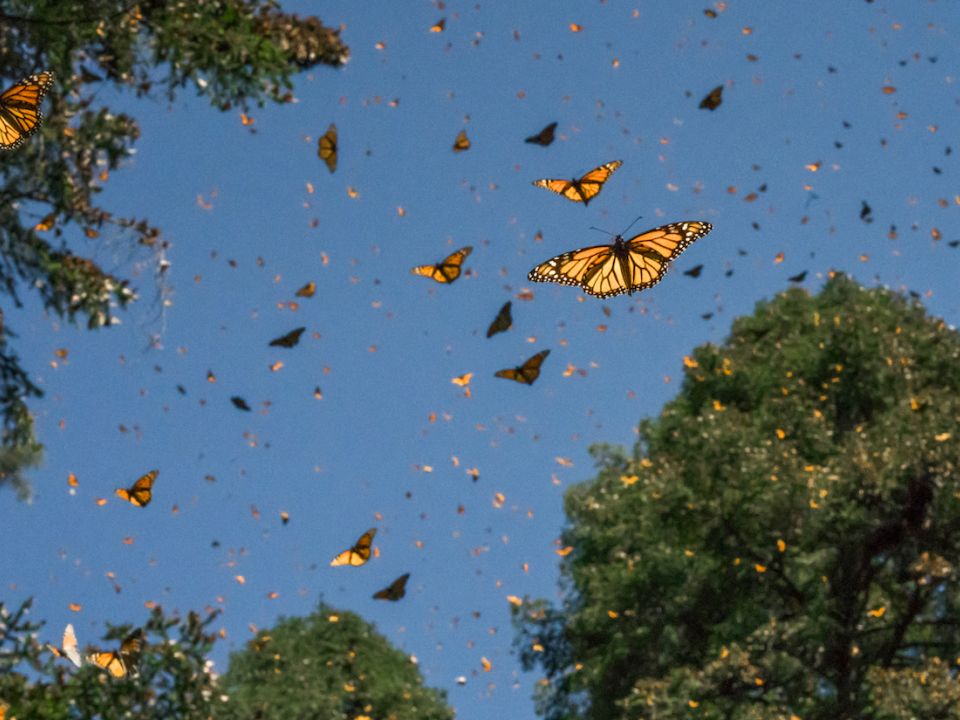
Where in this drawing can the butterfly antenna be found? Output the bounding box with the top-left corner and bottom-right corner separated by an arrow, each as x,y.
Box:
619,215 -> 644,235
588,226 -> 615,237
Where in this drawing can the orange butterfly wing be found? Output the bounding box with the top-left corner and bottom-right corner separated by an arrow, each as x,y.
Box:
532,160 -> 622,205
88,651 -> 126,678
318,123 -> 337,173
452,129 -> 471,152
410,246 -> 472,284
0,71 -> 54,150
330,528 -> 377,567
528,222 -> 712,299
115,470 -> 157,507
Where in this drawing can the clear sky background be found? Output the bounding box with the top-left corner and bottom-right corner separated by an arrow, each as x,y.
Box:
2,2 -> 958,719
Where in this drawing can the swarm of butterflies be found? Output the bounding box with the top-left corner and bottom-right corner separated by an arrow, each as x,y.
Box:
3,69 -> 713,677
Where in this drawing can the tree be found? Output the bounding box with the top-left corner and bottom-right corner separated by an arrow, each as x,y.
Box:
513,275 -> 960,720
215,603 -> 454,720
0,598 -> 223,719
0,0 -> 348,497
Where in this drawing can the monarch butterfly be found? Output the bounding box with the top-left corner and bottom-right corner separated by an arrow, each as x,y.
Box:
452,129 -> 471,152
269,327 -> 305,348
372,573 -> 410,601
486,301 -> 513,338
699,85 -> 723,110
0,71 -> 54,151
318,123 -> 337,173
495,350 -> 550,385
330,528 -> 376,567
48,623 -> 83,668
115,470 -> 158,507
88,629 -> 142,678
411,246 -> 472,284
525,121 -> 557,146
295,281 -> 316,298
527,221 -> 713,298
532,160 -> 622,205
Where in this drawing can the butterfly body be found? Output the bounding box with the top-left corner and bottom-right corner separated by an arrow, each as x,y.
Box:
528,221 -> 712,298
532,160 -> 621,205
0,71 -> 54,150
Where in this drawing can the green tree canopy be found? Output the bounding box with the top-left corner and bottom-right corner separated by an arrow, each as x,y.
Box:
0,0 -> 348,497
0,599 -> 222,719
514,275 -> 960,720
215,603 -> 454,720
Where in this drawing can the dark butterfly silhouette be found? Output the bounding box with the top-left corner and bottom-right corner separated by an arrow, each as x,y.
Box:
495,350 -> 550,385
683,264 -> 704,278
788,271 -> 808,283
373,573 -> 410,601
486,301 -> 513,338
525,122 -> 557,146
699,85 -> 723,110
231,396 -> 252,411
269,327 -> 306,348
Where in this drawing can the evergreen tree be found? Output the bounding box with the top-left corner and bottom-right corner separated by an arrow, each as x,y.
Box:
215,603 -> 454,720
0,0 -> 348,497
513,275 -> 960,720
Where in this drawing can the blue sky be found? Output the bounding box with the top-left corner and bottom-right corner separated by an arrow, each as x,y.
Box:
2,2 -> 959,719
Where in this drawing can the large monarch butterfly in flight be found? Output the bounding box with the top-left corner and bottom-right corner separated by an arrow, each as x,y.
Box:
48,623 -> 83,668
532,160 -> 622,205
318,123 -> 337,173
495,350 -> 550,385
115,470 -> 158,507
88,628 -> 143,678
330,528 -> 376,567
0,70 -> 54,150
527,221 -> 712,298
372,572 -> 410,601
410,246 -> 472,284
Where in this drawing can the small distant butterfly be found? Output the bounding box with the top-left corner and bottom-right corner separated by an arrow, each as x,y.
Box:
231,396 -> 252,411
0,70 -> 54,151
115,470 -> 158,507
699,85 -> 723,110
330,528 -> 376,567
269,327 -> 306,348
295,281 -> 316,298
532,160 -> 622,205
527,221 -> 713,298
486,301 -> 513,338
495,350 -> 550,385
788,270 -> 808,283
524,121 -> 557,146
318,123 -> 337,173
48,623 -> 83,668
88,629 -> 142,679
411,246 -> 472,284
452,129 -> 471,152
683,264 -> 704,278
373,573 -> 410,601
